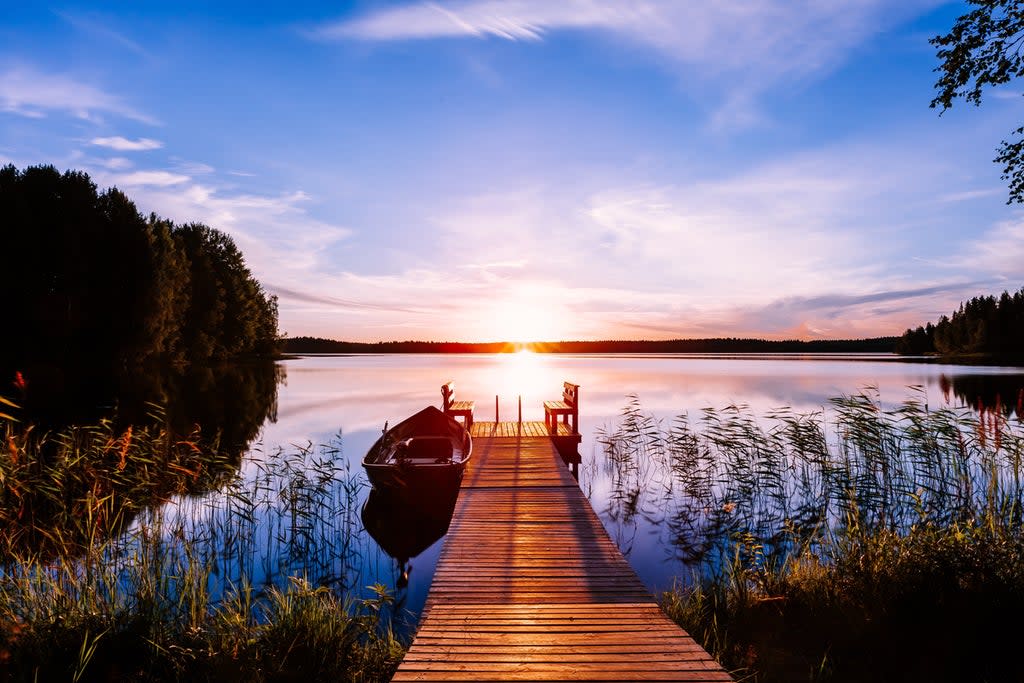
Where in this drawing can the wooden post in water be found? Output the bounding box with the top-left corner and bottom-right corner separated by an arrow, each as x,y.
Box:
495,395 -> 499,423
518,395 -> 522,425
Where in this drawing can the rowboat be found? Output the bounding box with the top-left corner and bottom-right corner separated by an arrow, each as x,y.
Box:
362,405 -> 472,491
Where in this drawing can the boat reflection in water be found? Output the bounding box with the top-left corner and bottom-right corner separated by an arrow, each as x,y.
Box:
361,471 -> 461,589
361,405 -> 471,590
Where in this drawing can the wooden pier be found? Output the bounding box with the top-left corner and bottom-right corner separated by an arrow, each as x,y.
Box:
391,420 -> 732,682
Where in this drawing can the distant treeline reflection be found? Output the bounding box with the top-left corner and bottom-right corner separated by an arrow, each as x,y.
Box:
945,373 -> 1024,418
10,360 -> 283,454
1,361 -> 283,555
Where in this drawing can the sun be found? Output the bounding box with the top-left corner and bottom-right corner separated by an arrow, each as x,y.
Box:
482,297 -> 565,343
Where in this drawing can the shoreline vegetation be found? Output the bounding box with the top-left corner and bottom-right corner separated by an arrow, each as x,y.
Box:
597,392 -> 1024,682
0,417 -> 405,681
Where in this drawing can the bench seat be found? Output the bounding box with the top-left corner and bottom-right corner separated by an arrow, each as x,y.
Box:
543,382 -> 579,434
441,381 -> 474,429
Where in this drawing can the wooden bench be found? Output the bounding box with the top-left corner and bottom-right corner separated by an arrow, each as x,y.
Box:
441,381 -> 474,429
544,381 -> 579,435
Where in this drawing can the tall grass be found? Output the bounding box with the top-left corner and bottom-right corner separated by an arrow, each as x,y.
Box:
0,413 -> 405,682
598,389 -> 1024,682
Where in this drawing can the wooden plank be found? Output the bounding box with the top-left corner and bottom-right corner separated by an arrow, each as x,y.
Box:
392,427 -> 732,682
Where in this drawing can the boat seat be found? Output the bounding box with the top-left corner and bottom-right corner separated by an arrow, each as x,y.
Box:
404,436 -> 453,461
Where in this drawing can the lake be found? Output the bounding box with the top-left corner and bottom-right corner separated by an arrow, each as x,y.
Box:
208,352 -> 1024,632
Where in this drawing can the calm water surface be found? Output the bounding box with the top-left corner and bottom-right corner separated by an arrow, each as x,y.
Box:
205,353 -> 1024,630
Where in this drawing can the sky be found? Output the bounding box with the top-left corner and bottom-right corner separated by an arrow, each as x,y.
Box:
3,1 -> 1024,343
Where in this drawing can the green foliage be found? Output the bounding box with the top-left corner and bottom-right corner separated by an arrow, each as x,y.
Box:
0,164 -> 280,371
896,287 -> 1024,356
0,424 -> 404,681
0,416 -> 236,556
664,521 -> 1024,682
599,393 -> 1024,681
931,1 -> 1024,203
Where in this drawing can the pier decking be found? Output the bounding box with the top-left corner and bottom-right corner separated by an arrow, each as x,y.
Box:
391,421 -> 732,682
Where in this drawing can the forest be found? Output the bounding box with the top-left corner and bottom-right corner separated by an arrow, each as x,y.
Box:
896,288 -> 1024,357
0,164 -> 279,374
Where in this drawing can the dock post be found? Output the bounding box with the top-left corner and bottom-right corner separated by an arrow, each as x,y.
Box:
518,395 -> 522,425
495,395 -> 499,423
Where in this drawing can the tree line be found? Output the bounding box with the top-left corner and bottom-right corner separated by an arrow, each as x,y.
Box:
896,288 -> 1024,356
285,336 -> 898,354
1,164 -> 279,372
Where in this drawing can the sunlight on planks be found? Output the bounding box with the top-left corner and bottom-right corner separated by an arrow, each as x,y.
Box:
391,424 -> 733,682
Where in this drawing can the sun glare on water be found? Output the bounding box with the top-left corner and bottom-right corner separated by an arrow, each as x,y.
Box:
488,349 -> 554,416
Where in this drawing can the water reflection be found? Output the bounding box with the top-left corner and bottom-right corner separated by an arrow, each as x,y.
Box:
3,361 -> 284,554
595,388 -> 1024,594
11,360 -> 283,456
946,373 -> 1024,417
257,354 -> 1024,606
361,474 -> 460,592
12,352 -> 1024,628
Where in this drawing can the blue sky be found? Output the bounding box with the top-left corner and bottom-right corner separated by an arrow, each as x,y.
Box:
3,1 -> 1023,342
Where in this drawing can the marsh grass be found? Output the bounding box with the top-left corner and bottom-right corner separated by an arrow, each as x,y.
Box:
0,412 -> 405,682
599,389 -> 1024,682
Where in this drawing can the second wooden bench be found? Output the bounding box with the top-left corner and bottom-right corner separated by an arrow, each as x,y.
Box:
544,381 -> 579,434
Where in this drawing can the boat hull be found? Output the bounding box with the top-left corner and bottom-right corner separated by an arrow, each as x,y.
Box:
362,405 -> 472,493
363,458 -> 466,491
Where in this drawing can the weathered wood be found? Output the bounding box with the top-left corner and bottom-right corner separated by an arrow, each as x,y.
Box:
392,424 -> 732,682
441,380 -> 475,428
544,381 -> 580,434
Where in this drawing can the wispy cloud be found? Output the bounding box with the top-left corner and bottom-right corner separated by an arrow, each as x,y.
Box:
315,1 -> 611,41
729,281 -> 997,338
0,66 -> 156,124
965,217 -> 1024,281
111,170 -> 189,187
317,0 -> 943,127
90,136 -> 163,151
414,132 -> 993,340
95,176 -> 352,285
101,157 -> 133,170
267,285 -> 426,314
460,260 -> 527,271
56,11 -> 152,59
940,187 -> 1003,203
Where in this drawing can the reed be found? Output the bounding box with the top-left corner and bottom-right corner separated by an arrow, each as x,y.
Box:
599,389 -> 1024,682
0,412 -> 405,682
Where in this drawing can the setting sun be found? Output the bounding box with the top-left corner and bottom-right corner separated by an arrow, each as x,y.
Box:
481,296 -> 566,343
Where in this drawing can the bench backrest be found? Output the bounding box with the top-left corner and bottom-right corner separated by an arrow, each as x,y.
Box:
563,382 -> 579,409
441,381 -> 455,411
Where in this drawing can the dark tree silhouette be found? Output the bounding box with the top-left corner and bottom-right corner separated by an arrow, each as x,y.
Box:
0,164 -> 280,375
896,287 -> 1024,356
932,1 -> 1024,203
